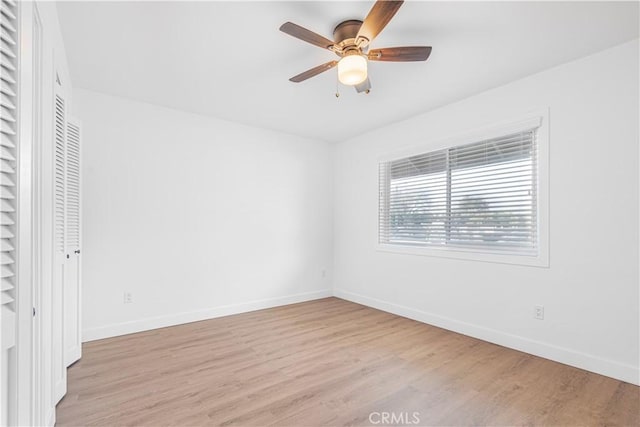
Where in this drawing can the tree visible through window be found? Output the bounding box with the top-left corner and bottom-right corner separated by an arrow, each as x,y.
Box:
379,129 -> 537,254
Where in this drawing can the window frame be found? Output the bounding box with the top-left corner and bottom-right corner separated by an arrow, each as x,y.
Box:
377,110 -> 549,267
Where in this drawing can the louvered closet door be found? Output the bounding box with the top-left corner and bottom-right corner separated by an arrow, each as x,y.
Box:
52,91 -> 67,403
64,118 -> 81,367
0,0 -> 18,424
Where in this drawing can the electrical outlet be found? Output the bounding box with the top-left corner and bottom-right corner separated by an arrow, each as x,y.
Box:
321,269 -> 326,279
534,305 -> 544,320
124,292 -> 133,304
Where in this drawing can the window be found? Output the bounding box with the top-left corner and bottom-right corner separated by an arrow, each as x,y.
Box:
379,120 -> 543,262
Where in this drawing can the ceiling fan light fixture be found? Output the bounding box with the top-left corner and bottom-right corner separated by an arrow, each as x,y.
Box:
280,1 -> 432,90
338,54 -> 368,86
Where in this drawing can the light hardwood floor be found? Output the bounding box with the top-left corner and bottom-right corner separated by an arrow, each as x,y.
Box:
57,297 -> 639,426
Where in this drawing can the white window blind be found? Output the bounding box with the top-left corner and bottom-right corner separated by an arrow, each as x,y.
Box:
379,128 -> 538,255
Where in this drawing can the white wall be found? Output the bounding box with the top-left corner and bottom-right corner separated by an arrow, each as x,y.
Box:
74,89 -> 333,341
333,39 -> 639,385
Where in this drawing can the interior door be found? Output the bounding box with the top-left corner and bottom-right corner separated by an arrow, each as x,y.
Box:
52,91 -> 67,404
1,0 -> 20,424
63,118 -> 81,367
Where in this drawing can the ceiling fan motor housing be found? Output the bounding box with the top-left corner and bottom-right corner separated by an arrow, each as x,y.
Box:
333,20 -> 364,48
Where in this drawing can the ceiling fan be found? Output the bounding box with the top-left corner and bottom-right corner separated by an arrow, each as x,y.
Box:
279,0 -> 431,94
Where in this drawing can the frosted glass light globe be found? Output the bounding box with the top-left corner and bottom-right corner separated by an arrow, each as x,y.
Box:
338,54 -> 368,86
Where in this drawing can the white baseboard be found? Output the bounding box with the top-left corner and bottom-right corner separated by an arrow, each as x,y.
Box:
82,289 -> 332,342
334,289 -> 639,386
46,407 -> 55,427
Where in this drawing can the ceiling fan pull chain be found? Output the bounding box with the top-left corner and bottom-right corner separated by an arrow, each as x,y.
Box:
335,75 -> 340,98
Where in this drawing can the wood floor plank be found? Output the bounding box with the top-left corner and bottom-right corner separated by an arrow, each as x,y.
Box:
56,297 -> 639,426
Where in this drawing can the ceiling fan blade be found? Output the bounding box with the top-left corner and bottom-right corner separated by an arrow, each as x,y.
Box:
368,46 -> 432,62
279,22 -> 335,50
289,60 -> 338,83
355,77 -> 371,94
356,0 -> 404,47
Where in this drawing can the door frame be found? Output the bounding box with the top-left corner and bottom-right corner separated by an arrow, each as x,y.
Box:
29,2 -> 53,425
8,2 -> 62,425
16,1 -> 34,425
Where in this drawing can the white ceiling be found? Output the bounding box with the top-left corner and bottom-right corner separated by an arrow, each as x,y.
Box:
57,1 -> 638,142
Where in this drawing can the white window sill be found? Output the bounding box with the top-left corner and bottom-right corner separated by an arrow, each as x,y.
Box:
376,243 -> 549,268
